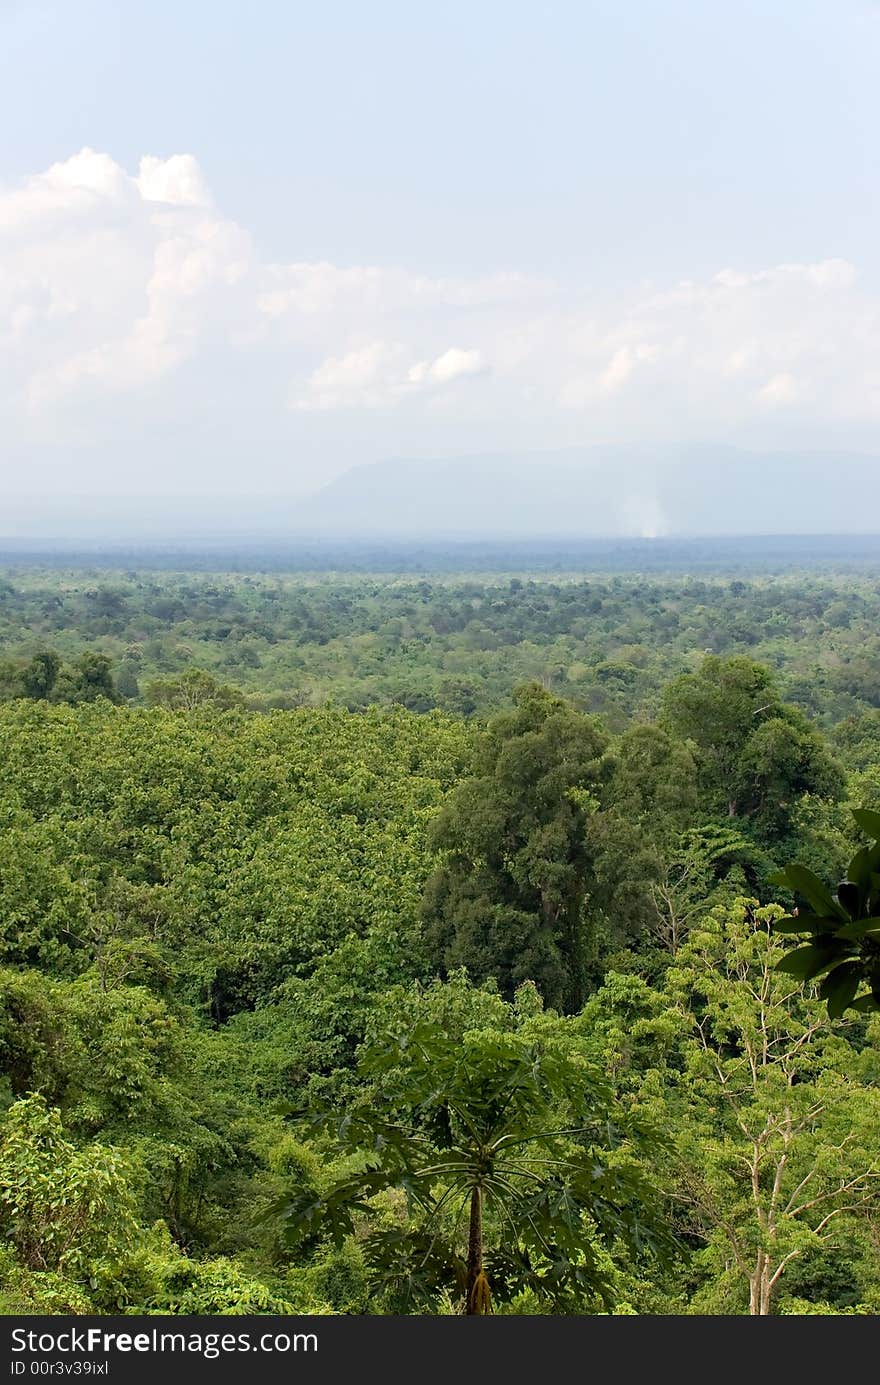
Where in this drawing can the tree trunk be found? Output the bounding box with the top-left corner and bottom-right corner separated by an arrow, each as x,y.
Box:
749,1252 -> 773,1315
465,1185 -> 490,1314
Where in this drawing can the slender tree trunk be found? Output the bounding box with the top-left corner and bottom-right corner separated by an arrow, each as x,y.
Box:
465,1185 -> 489,1314
748,1253 -> 773,1315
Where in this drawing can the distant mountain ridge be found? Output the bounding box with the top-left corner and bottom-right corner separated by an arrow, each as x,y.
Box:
294,445 -> 880,537
4,445 -> 880,543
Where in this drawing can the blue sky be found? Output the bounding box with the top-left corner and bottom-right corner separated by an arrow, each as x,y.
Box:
6,0 -> 879,278
3,0 -> 880,523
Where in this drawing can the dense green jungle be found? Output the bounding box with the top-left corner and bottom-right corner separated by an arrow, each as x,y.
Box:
2,548 -> 880,1316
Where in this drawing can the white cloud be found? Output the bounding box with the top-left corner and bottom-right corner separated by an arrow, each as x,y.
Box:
757,371 -> 801,407
137,154 -> 212,207
258,265 -> 547,321
0,148 -> 134,235
597,343 -> 658,395
711,258 -> 856,292
554,257 -> 873,425
292,342 -> 485,410
1,149 -> 252,407
3,146 -> 880,466
419,347 -> 484,384
291,341 -> 408,411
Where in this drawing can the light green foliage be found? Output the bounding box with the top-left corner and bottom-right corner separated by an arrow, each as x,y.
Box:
580,903 -> 880,1314
0,1096 -> 137,1302
668,902 -> 879,1307
0,699 -> 468,1016
0,968 -> 183,1123
0,1243 -> 94,1315
145,667 -> 246,710
0,819 -> 96,971
135,1250 -> 302,1315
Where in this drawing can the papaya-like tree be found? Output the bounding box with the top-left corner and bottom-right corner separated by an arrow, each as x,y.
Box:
274,1020 -> 672,1314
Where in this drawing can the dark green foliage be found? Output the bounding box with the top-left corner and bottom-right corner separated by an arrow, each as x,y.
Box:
661,655 -> 844,836
114,663 -> 141,700
20,650 -> 61,699
11,649 -> 120,705
601,724 -> 699,832
771,808 -> 880,1017
422,683 -> 608,1009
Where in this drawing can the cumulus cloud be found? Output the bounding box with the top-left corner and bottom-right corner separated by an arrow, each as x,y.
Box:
757,372 -> 801,407
597,344 -> 658,396
3,147 -> 880,462
0,148 -> 133,233
412,347 -> 485,385
136,154 -> 212,207
554,256 -> 874,426
291,341 -> 409,411
1,149 -> 251,408
291,342 -> 485,410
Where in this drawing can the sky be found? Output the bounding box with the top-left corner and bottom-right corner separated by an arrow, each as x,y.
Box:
3,0 -> 880,531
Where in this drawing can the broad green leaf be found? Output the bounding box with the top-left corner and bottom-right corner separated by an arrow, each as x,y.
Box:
818,962 -> 862,1019
836,881 -> 861,920
770,916 -> 814,934
770,914 -> 843,935
850,994 -> 880,1013
845,845 -> 874,889
834,918 -> 880,941
769,864 -> 848,922
775,943 -> 841,981
851,807 -> 880,841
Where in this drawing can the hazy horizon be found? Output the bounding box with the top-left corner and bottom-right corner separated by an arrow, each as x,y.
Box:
3,444 -> 880,543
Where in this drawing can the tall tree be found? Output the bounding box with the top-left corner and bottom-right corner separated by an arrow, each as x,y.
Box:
601,723 -> 699,835
666,902 -> 880,1313
422,683 -> 608,1010
20,651 -> 62,700
661,655 -> 843,836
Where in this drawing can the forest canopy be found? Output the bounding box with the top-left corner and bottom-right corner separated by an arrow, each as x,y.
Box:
1,558 -> 880,1316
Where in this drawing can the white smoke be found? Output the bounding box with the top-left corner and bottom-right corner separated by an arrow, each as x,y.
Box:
619,493 -> 667,538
